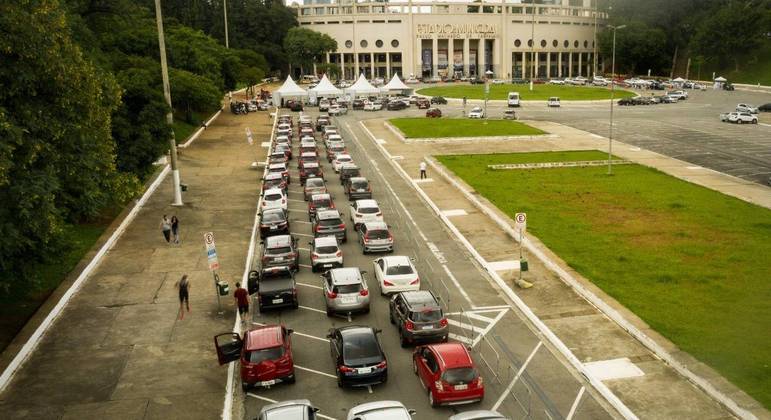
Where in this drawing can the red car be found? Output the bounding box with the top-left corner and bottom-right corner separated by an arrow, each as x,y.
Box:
426,108 -> 442,118
416,98 -> 430,109
214,325 -> 295,391
413,343 -> 484,407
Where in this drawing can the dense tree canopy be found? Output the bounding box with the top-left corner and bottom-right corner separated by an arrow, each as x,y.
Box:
284,27 -> 338,75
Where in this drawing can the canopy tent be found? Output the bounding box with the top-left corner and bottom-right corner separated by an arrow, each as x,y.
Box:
672,77 -> 686,83
345,74 -> 380,96
713,75 -> 728,90
714,76 -> 727,82
379,73 -> 412,95
273,75 -> 307,105
309,74 -> 342,97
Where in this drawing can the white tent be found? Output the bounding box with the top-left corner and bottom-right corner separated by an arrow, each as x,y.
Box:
673,77 -> 685,83
309,74 -> 342,97
273,75 -> 307,105
714,76 -> 727,82
345,74 -> 381,96
380,73 -> 412,95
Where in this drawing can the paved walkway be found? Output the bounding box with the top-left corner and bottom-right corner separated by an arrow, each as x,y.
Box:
362,118 -> 770,419
0,107 -> 269,419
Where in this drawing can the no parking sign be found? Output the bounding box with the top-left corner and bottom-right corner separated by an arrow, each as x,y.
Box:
204,232 -> 220,271
515,212 -> 527,232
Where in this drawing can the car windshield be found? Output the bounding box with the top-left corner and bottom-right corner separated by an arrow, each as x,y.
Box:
319,218 -> 343,227
386,264 -> 413,275
351,180 -> 368,189
441,367 -> 478,384
314,199 -> 332,208
265,193 -> 282,201
411,308 -> 442,323
333,283 -> 361,294
262,212 -> 284,223
246,346 -> 284,364
342,332 -> 382,366
316,245 -> 338,254
267,246 -> 291,255
367,229 -> 389,239
307,179 -> 324,187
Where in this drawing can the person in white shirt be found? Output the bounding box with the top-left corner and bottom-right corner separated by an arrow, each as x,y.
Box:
419,161 -> 427,179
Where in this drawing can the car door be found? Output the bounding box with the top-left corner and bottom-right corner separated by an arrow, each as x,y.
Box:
374,258 -> 385,283
214,333 -> 242,365
328,330 -> 342,365
416,347 -> 436,387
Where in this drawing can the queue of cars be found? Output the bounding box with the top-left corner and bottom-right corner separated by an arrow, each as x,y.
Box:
213,111 -> 496,418
719,103 -> 762,124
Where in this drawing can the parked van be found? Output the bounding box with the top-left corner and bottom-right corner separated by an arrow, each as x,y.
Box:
507,92 -> 520,108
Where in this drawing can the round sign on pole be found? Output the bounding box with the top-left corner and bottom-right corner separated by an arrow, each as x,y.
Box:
204,232 -> 215,246
515,213 -> 527,224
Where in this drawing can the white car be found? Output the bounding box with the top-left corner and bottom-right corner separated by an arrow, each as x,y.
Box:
468,106 -> 484,118
667,90 -> 688,100
547,96 -> 561,107
333,153 -> 353,172
548,79 -> 565,85
405,77 -> 419,84
592,76 -> 609,86
309,236 -> 343,272
363,101 -> 383,111
726,112 -> 758,124
261,188 -> 287,212
372,256 -> 420,295
347,401 -> 415,420
491,79 -> 505,85
572,76 -> 587,85
319,99 -> 330,112
736,103 -> 759,114
349,199 -> 383,227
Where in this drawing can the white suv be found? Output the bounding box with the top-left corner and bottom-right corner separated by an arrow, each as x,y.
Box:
261,188 -> 287,212
728,112 -> 758,124
349,199 -> 383,228
736,103 -> 759,114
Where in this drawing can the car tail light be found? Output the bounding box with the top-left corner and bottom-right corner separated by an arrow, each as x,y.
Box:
387,233 -> 393,241
315,226 -> 322,232
288,253 -> 296,259
311,253 -> 318,260
363,235 -> 370,243
337,223 -> 345,229
360,289 -> 369,296
405,320 -> 415,331
281,199 -> 286,204
440,318 -> 448,327
434,380 -> 445,391
376,212 -> 382,217
327,291 -> 337,299
383,279 -> 394,286
410,277 -> 420,285
262,257 -> 269,263
335,251 -> 342,257
376,361 -> 387,369
339,365 -> 354,373
477,376 -> 484,387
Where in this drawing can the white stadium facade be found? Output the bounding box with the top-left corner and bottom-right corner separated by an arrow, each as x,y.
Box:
294,0 -> 607,80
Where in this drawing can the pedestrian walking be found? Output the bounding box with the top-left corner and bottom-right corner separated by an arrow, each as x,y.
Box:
160,215 -> 172,243
419,161 -> 427,179
234,282 -> 250,322
171,216 -> 180,244
175,274 -> 191,320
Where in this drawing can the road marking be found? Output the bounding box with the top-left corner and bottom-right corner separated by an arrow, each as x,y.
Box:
566,386 -> 586,420
413,178 -> 434,183
287,208 -> 306,213
297,247 -> 310,251
297,281 -> 321,289
288,198 -> 305,202
442,209 -> 468,217
427,242 -> 447,264
290,330 -> 328,343
471,308 -> 508,348
449,333 -> 474,344
261,142 -> 271,147
292,220 -> 312,224
295,365 -> 337,379
492,341 -> 543,411
367,385 -> 373,394
465,312 -> 495,323
299,305 -> 327,314
448,319 -> 480,332
247,394 -> 337,420
442,264 -> 473,307
391,155 -> 404,160
293,232 -> 314,238
758,123 -> 771,127
584,358 -> 645,381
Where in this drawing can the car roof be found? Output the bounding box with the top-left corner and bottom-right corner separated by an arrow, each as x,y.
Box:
336,153 -> 352,159
265,172 -> 283,180
262,207 -> 284,217
363,221 -> 388,230
448,410 -> 507,420
303,162 -> 320,168
317,209 -> 341,220
244,325 -> 283,350
430,342 -> 473,369
260,399 -> 314,419
265,235 -> 292,248
329,267 -> 363,285
382,255 -> 412,267
349,177 -> 368,183
264,188 -> 284,195
314,236 -> 338,247
269,163 -> 286,169
401,290 -> 438,308
348,401 -> 411,420
338,325 -> 375,338
355,199 -> 378,207
311,193 -> 331,201
341,163 -> 359,169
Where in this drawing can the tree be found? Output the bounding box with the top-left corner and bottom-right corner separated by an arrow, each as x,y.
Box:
283,27 -> 337,75
0,0 -> 133,293
598,20 -> 670,75
317,63 -> 341,80
170,69 -> 223,123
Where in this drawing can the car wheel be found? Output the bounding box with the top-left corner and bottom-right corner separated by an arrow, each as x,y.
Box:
738,119 -> 742,124
242,382 -> 250,392
286,373 -> 296,384
429,390 -> 439,407
412,357 -> 418,374
400,330 -> 409,348
753,120 -> 758,124
326,307 -> 334,317
337,372 -> 344,388
292,300 -> 299,309
389,310 -> 395,324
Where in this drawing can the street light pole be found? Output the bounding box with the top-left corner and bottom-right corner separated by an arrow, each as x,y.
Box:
608,24 -> 625,175
592,2 -> 598,78
154,0 -> 183,206
223,0 -> 232,100
529,0 -> 535,91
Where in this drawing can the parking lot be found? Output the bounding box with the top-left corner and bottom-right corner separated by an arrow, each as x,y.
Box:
244,111 -> 616,419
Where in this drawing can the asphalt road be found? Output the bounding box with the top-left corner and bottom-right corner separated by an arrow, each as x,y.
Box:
243,112 -> 616,420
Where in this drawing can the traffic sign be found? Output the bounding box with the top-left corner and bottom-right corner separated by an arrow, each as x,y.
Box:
515,212 -> 527,232
204,232 -> 220,271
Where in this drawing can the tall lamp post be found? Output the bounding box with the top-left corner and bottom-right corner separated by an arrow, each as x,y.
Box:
224,0 -> 231,100
484,69 -> 493,121
529,0 -> 535,91
607,24 -> 626,175
154,0 -> 183,206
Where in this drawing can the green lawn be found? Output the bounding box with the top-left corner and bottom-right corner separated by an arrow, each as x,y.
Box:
390,118 -> 545,138
417,84 -> 636,101
437,151 -> 771,409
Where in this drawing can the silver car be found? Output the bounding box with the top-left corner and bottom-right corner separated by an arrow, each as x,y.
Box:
322,267 -> 370,316
310,236 -> 343,272
258,399 -> 319,420
304,178 -> 327,201
357,221 -> 394,254
346,401 -> 415,420
448,410 -> 508,420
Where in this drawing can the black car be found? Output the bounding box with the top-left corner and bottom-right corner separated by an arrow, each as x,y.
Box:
469,78 -> 485,85
387,101 -> 407,111
510,78 -> 527,84
327,326 -> 387,388
758,103 -> 771,112
345,177 -> 372,201
430,96 -> 447,104
288,101 -> 303,112
259,208 -> 289,239
723,82 -> 735,91
352,99 -> 365,110
389,290 -> 449,347
248,266 -> 298,312
618,98 -> 634,106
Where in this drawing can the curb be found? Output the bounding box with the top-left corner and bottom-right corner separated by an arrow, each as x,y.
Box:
382,120 -> 554,144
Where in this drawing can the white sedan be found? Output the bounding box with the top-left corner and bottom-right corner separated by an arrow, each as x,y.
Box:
349,199 -> 383,228
372,255 -> 420,295
332,153 -> 353,172
468,106 -> 484,119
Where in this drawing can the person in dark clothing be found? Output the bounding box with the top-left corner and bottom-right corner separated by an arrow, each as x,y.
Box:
176,274 -> 191,319
171,216 -> 180,244
234,282 -> 249,322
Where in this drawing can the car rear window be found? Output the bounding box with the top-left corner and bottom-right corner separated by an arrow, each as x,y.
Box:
367,229 -> 389,240
316,245 -> 338,254
411,308 -> 442,323
342,334 -> 382,366
319,218 -> 343,227
267,246 -> 291,255
265,193 -> 282,201
333,283 -> 361,294
246,346 -> 285,364
313,199 -> 332,208
306,179 -> 324,187
442,367 -> 477,384
262,212 -> 283,223
351,180 -> 368,189
386,264 -> 413,275
359,207 -> 379,214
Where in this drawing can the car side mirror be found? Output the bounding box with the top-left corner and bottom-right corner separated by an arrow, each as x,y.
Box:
312,407 -> 320,413
410,257 -> 416,262
374,329 -> 382,334
408,409 -> 417,416
360,270 -> 367,274
308,241 -> 313,246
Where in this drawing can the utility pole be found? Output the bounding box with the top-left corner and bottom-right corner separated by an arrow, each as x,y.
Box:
224,0 -> 232,100
608,25 -> 626,176
529,0 -> 535,91
592,1 -> 598,78
154,0 -> 183,206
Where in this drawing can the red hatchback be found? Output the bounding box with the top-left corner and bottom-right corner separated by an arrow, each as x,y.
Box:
413,343 -> 484,407
214,325 -> 295,391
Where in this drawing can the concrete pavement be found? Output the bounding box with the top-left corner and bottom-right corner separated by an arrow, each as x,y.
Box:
0,106 -> 270,419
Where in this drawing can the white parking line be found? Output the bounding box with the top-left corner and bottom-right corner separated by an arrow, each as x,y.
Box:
442,264 -> 474,307
758,123 -> 771,127
299,305 -> 327,314
449,333 -> 474,344
297,247 -> 310,251
247,393 -> 337,420
295,365 -> 337,379
288,198 -> 305,202
297,281 -> 322,290
298,264 -> 313,269
293,233 -> 314,238
492,341 -> 543,411
293,220 -> 312,224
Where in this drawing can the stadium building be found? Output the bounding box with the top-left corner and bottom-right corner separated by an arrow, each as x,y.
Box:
294,0 -> 607,80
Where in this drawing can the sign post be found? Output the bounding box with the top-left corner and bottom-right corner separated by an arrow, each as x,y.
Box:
514,213 -> 532,289
204,232 -> 224,313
